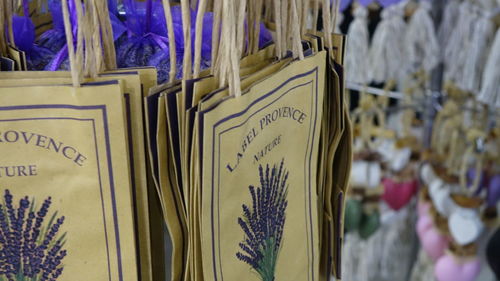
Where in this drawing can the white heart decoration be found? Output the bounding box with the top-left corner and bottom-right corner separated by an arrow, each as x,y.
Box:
350,161 -> 382,189
351,161 -> 369,187
390,147 -> 412,172
430,179 -> 458,217
449,207 -> 483,245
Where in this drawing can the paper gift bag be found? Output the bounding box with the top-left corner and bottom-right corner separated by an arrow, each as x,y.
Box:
0,71 -> 156,281
0,0 -> 154,279
0,81 -> 138,281
200,47 -> 326,281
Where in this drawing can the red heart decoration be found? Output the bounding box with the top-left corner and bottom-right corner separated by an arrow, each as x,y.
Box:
382,178 -> 418,211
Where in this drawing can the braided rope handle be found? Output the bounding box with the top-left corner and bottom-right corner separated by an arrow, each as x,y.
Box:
61,0 -> 84,87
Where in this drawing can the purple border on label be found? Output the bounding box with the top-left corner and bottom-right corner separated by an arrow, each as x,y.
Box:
208,67 -> 319,281
0,104 -> 124,281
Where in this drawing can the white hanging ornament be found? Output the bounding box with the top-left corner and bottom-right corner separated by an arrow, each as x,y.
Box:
438,0 -> 461,57
345,5 -> 370,84
368,4 -> 406,84
460,0 -> 497,93
478,29 -> 500,106
404,0 -> 440,75
444,1 -> 481,83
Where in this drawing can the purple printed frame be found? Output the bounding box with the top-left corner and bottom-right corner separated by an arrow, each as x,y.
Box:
0,104 -> 124,281
204,67 -> 320,281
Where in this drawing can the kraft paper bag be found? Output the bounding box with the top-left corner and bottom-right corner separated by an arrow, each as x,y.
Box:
307,32 -> 349,281
0,72 -> 154,281
318,56 -> 343,281
200,50 -> 326,281
329,37 -> 352,280
332,106 -> 352,281
185,52 -> 291,281
157,93 -> 188,281
162,86 -> 190,279
0,81 -> 138,281
145,82 -> 188,281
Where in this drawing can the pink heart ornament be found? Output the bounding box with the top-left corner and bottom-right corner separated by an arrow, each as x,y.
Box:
416,213 -> 433,241
435,254 -> 481,281
421,226 -> 449,261
382,178 -> 418,211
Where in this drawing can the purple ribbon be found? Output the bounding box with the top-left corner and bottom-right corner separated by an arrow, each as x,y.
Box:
47,45 -> 68,71
145,32 -> 170,54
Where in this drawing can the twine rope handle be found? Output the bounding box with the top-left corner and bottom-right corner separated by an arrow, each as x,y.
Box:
290,0 -> 304,60
228,0 -> 242,97
193,0 -> 208,78
95,0 -> 117,70
301,0 -> 309,36
211,0 -> 222,74
214,0 -> 241,97
251,0 -> 264,54
61,0 -> 85,87
82,0 -> 96,77
162,0 -> 177,83
322,0 -> 332,49
215,0 -> 230,88
312,0 -> 320,33
219,0 -> 241,97
181,0 -> 192,79
235,0 -> 247,58
280,0 -> 288,58
273,0 -> 283,59
331,0 -> 339,35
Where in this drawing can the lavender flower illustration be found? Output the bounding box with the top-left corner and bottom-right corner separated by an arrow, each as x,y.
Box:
236,159 -> 289,281
0,189 -> 67,281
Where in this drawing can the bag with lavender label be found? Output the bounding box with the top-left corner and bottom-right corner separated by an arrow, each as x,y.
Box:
0,71 -> 156,281
0,79 -> 139,281
195,1 -> 327,280
0,1 -> 140,280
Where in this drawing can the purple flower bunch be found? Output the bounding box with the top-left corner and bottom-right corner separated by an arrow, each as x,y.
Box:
236,159 -> 289,281
0,190 -> 67,281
